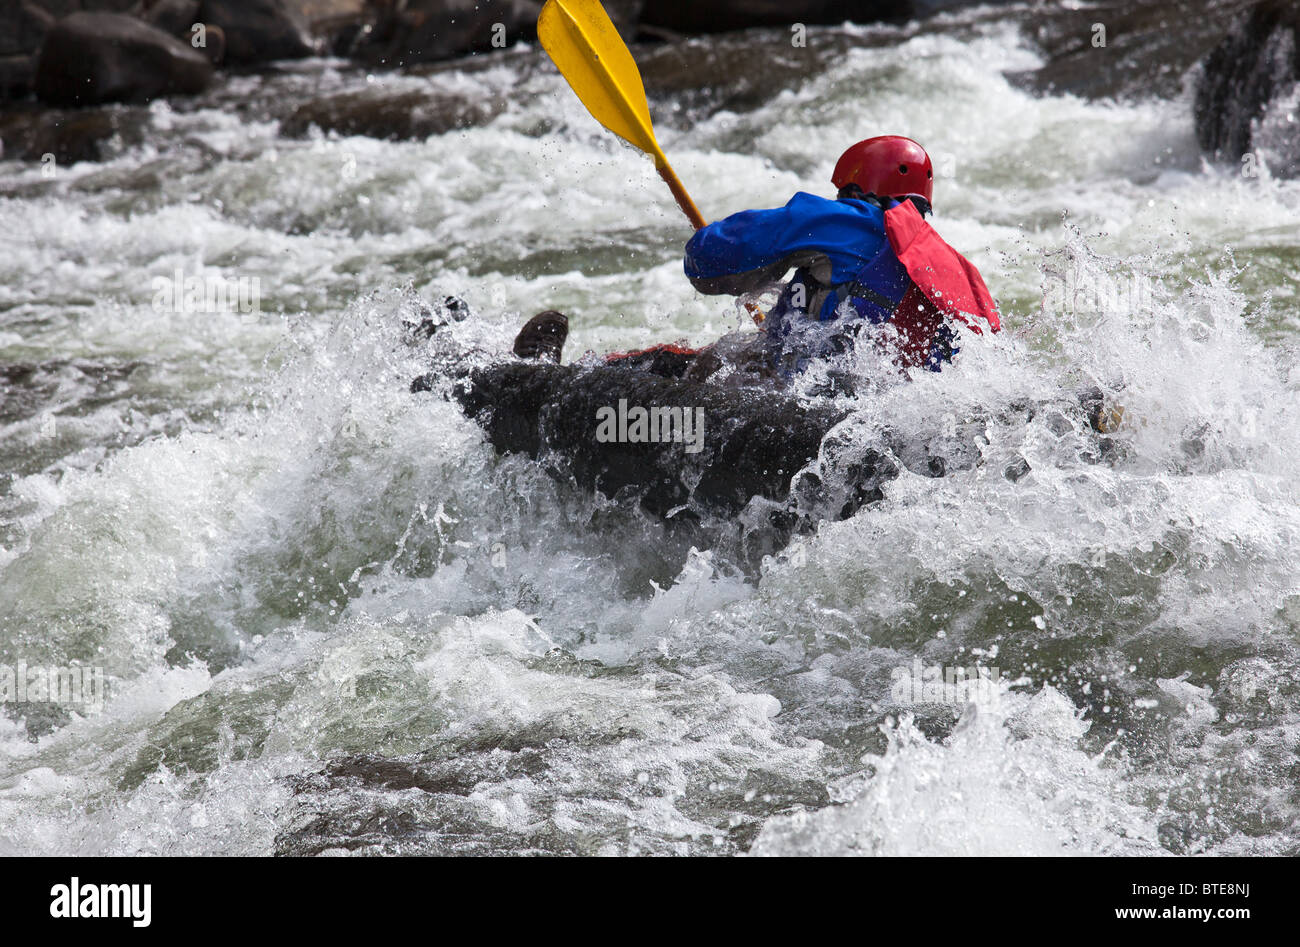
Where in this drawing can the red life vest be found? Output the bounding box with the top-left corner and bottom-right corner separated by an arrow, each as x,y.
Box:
883,200 -> 1000,335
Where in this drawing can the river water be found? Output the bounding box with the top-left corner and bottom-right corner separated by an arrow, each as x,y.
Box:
1,11 -> 1298,855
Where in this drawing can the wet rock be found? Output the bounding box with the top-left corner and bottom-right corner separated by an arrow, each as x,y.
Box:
599,0 -> 645,41
352,0 -> 540,68
0,359 -> 145,427
0,2 -> 62,59
196,0 -> 315,63
638,27 -> 877,124
0,55 -> 37,102
280,85 -> 505,140
0,102 -> 151,163
143,0 -> 203,36
1014,0 -> 1258,101
34,12 -> 214,107
640,0 -> 912,34
1194,0 -> 1300,178
5,0 -> 145,60
1003,455 -> 1032,483
289,0 -> 371,56
197,23 -> 227,64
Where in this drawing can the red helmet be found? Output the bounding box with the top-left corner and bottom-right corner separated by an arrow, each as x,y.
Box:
832,136 -> 933,204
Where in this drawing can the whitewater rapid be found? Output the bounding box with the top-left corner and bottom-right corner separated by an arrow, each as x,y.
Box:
1,16 -> 1298,855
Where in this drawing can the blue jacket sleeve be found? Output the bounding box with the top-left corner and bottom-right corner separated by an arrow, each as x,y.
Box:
683,192 -> 888,296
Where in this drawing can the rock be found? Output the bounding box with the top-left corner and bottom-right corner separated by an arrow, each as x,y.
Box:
170,22 -> 227,64
283,0 -> 364,22
143,0 -> 203,37
34,12 -> 214,107
1194,0 -> 1300,177
5,2 -> 185,60
638,27 -> 875,123
0,102 -> 150,163
353,0 -> 540,68
0,2 -> 65,59
196,0 -> 315,63
640,0 -> 913,34
197,23 -> 227,64
599,0 -> 644,41
280,85 -> 505,139
327,19 -> 372,58
0,56 -> 37,101
284,0 -> 370,56
1018,0 -> 1258,101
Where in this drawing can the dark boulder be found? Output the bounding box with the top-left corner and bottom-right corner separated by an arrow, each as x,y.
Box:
1,3 -> 63,59
4,3 -> 150,61
280,85 -> 505,139
352,0 -> 540,68
597,0 -> 644,41
638,26 -> 881,126
0,102 -> 150,163
142,0 -> 203,37
34,12 -> 214,107
640,0 -> 913,34
1194,0 -> 1300,177
290,0 -> 371,56
196,23 -> 227,64
196,0 -> 315,63
1015,0 -> 1256,102
0,55 -> 37,101
1,3 -> 62,101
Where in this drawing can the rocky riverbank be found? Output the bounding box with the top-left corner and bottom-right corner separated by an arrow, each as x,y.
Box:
1,0 -> 1297,177
0,0 -> 961,105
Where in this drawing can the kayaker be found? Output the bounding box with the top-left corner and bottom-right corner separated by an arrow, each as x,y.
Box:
512,136 -> 999,380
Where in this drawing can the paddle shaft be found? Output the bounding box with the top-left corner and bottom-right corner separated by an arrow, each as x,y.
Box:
656,160 -> 706,230
657,155 -> 764,323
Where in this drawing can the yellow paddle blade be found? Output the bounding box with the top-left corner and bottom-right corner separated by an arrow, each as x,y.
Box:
538,0 -> 663,162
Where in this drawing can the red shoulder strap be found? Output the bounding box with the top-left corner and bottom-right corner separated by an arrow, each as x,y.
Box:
884,201 -> 1000,334
605,342 -> 699,362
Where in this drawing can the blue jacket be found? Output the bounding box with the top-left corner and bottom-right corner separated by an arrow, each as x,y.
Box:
683,192 -> 943,371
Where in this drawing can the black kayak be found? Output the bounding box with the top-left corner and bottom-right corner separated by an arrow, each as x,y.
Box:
443,356 -> 998,550
409,307 -> 1116,546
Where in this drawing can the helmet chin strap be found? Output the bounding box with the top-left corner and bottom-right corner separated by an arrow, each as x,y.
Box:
837,185 -> 933,218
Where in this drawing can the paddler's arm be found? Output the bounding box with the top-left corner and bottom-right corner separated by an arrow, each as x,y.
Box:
683,192 -> 887,297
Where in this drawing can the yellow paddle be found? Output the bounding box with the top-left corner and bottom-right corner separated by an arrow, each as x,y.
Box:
538,0 -> 705,228
537,0 -> 764,322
